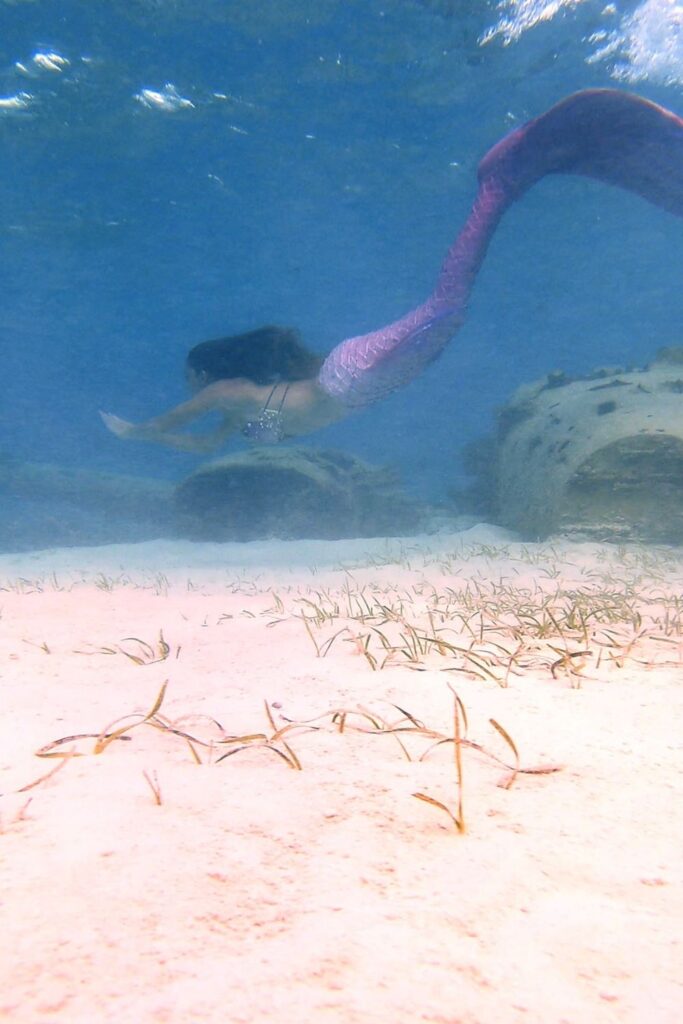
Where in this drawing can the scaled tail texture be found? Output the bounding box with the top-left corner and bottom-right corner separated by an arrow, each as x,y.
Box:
318,89 -> 683,408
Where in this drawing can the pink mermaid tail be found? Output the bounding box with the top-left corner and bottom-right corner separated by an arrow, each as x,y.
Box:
318,89 -> 683,408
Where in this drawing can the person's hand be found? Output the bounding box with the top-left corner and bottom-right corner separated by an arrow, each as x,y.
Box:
100,411 -> 138,439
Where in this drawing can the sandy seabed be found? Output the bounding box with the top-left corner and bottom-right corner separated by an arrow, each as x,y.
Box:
0,524 -> 681,1024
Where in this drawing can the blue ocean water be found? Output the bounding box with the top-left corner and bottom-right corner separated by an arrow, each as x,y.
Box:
1,0 -> 682,548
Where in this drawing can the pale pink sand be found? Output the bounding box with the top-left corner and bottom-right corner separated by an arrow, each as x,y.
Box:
0,528 -> 682,1024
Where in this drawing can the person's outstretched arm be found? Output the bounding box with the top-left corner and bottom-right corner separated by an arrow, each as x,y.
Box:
101,377 -> 345,449
100,411 -> 238,453
100,380 -> 247,451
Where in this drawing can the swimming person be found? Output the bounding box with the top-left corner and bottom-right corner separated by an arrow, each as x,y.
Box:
101,325 -> 346,452
102,88 -> 683,450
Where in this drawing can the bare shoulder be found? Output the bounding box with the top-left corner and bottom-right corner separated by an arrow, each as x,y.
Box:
200,378 -> 263,411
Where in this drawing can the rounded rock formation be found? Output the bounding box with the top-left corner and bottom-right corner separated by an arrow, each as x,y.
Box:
493,348 -> 683,542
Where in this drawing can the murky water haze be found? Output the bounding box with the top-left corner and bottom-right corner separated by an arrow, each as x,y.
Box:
1,0 -> 681,546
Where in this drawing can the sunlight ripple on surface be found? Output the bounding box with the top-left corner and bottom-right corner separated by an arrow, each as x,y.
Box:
134,83 -> 195,112
480,0 -> 585,46
588,0 -> 683,86
483,0 -> 683,87
0,92 -> 33,115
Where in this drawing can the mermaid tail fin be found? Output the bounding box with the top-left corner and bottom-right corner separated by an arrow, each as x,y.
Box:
320,90 -> 683,408
480,88 -> 683,216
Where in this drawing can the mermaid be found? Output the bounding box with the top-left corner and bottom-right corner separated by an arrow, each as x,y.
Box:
102,88 -> 683,451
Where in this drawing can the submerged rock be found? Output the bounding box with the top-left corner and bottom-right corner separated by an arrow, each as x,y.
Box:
174,446 -> 423,542
0,446 -> 423,550
469,348 -> 683,544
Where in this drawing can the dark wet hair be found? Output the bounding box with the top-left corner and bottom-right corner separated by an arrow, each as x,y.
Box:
186,325 -> 322,386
